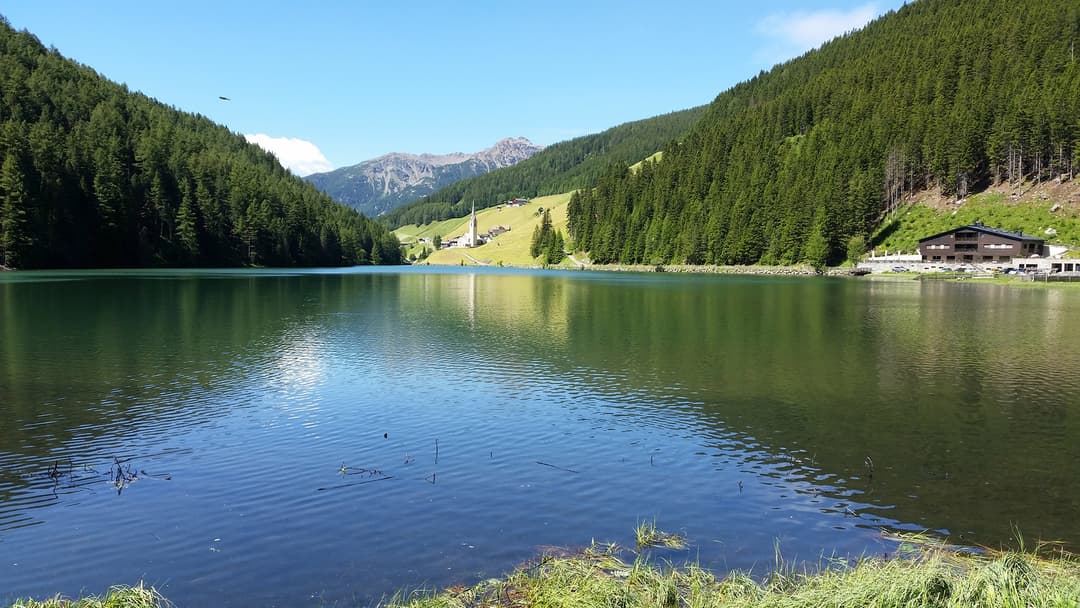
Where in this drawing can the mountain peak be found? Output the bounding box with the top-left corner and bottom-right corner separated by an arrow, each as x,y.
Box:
305,138 -> 543,216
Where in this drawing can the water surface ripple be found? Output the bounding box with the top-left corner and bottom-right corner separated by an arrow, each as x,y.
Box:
1,268 -> 1078,606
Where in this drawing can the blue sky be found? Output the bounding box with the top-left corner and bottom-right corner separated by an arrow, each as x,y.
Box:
4,1 -> 904,175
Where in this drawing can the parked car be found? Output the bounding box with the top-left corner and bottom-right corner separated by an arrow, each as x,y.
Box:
891,266 -> 908,272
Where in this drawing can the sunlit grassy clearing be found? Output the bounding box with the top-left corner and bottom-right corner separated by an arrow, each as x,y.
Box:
422,192 -> 576,267
873,191 -> 1080,253
629,151 -> 663,173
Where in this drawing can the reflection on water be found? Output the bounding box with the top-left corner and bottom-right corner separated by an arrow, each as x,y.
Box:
1,268 -> 1079,606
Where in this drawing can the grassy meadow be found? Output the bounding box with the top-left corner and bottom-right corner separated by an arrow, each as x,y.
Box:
412,192 -> 579,267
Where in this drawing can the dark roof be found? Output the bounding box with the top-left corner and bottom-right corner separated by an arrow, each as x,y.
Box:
918,223 -> 1045,243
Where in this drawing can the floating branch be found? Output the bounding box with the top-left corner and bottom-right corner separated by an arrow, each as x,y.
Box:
536,461 -> 579,474
17,458 -> 167,498
138,469 -> 172,481
112,457 -> 139,494
338,465 -> 386,478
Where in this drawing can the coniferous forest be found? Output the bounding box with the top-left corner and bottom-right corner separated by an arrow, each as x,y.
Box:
380,107 -> 705,228
0,18 -> 401,269
568,0 -> 1080,266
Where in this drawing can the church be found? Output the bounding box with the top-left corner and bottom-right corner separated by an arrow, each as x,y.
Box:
452,204 -> 482,248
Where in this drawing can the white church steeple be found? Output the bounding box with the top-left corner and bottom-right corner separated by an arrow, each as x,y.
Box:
467,203 -> 478,248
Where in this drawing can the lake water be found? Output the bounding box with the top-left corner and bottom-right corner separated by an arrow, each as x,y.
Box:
1,268 -> 1079,606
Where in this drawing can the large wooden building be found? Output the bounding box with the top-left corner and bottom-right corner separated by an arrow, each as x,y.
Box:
918,222 -> 1046,264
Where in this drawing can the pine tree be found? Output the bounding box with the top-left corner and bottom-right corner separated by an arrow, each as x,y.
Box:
0,153 -> 31,268
176,182 -> 199,260
846,234 -> 867,265
531,209 -> 556,260
803,206 -> 830,271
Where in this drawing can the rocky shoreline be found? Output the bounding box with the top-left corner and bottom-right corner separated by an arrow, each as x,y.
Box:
566,263 -> 852,276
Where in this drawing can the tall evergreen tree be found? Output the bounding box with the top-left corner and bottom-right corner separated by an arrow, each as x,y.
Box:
0,152 -> 30,268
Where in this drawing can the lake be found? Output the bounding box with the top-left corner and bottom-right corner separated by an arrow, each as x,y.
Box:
2,267 -> 1079,606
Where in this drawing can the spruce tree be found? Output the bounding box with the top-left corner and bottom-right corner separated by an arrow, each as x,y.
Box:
0,153 -> 31,268
803,206 -> 830,271
176,182 -> 199,261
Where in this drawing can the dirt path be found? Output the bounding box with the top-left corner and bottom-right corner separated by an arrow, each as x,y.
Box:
567,253 -> 588,268
461,251 -> 489,266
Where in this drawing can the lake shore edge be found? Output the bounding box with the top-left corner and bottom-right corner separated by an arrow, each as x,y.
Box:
11,535 -> 1080,607
424,259 -> 1079,284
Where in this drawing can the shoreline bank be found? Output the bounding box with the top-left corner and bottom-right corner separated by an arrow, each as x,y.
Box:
13,532 -> 1079,607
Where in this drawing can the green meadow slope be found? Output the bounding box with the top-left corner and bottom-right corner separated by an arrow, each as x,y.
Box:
395,192 -> 576,267
873,181 -> 1080,254
381,107 -> 704,229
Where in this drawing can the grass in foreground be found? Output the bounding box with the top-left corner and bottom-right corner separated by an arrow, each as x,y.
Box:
11,533 -> 1080,608
8,584 -> 167,608
389,534 -> 1080,608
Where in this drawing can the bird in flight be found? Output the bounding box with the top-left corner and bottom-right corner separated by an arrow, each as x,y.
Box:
219,96 -> 231,101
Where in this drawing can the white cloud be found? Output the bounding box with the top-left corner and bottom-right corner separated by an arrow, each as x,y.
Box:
756,4 -> 880,64
244,133 -> 333,177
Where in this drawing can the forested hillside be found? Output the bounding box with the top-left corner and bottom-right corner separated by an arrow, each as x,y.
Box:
568,0 -> 1080,266
381,106 -> 705,228
0,18 -> 400,269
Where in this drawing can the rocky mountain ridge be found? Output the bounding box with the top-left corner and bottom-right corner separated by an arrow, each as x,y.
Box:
305,137 -> 542,217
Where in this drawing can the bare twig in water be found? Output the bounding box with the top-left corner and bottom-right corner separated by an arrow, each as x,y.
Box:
536,461 -> 579,474
111,457 -> 139,494
339,465 -> 386,477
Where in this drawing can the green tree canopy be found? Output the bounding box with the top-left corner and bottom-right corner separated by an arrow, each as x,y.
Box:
567,0 -> 1080,267
0,17 -> 401,268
